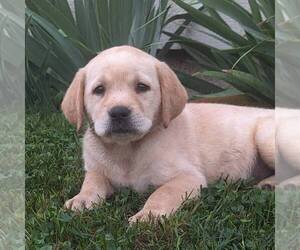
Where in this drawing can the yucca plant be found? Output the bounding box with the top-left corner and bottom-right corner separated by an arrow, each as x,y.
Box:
166,0 -> 275,106
25,0 -> 169,109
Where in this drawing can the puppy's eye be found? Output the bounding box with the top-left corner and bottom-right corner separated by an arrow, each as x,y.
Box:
136,82 -> 150,93
93,85 -> 105,95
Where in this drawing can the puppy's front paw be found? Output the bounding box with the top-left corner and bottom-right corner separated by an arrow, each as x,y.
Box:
279,176 -> 300,189
257,176 -> 277,190
128,208 -> 168,224
64,193 -> 102,211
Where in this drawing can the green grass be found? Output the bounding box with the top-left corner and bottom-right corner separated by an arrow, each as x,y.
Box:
0,112 -> 25,249
26,112 -> 274,249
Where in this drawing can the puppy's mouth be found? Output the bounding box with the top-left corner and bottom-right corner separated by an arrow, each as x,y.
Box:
106,120 -> 138,136
107,127 -> 137,135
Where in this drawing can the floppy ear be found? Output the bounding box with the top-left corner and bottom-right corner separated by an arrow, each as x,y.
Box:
156,62 -> 188,128
61,68 -> 85,131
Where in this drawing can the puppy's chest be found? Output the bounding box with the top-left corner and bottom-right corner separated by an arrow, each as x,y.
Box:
102,152 -> 154,192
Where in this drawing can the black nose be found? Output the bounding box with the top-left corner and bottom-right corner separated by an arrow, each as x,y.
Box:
109,106 -> 131,119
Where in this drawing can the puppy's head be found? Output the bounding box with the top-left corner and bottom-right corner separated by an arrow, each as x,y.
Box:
61,46 -> 187,144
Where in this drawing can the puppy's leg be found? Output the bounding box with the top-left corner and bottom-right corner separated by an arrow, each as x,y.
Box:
255,117 -> 276,189
64,170 -> 113,211
277,116 -> 300,188
255,117 -> 275,170
129,172 -> 207,223
277,117 -> 300,171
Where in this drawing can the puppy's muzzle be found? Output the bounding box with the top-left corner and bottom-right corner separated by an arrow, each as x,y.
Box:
107,106 -> 136,134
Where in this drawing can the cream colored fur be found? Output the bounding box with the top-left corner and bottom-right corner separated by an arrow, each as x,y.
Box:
61,46 -> 298,223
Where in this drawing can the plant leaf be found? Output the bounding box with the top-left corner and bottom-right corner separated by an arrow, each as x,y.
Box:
201,70 -> 274,104
172,0 -> 249,46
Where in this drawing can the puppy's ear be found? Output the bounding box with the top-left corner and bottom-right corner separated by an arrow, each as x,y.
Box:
156,62 -> 188,128
61,68 -> 85,131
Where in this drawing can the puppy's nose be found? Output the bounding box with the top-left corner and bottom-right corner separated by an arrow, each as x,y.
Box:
109,106 -> 131,119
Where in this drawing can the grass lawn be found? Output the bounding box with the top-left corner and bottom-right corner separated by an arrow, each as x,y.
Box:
26,112 -> 274,249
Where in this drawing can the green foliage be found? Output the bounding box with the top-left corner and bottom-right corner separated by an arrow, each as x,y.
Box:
0,0 -> 24,109
276,189 -> 300,250
0,112 -> 25,249
276,0 -> 300,108
166,0 -> 275,106
25,0 -> 169,109
26,113 -> 274,249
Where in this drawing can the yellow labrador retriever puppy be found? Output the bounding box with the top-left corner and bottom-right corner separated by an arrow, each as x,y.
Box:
62,46 -> 275,223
